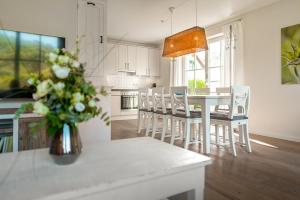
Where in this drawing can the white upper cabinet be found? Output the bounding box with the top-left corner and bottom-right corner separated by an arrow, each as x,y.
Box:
104,42 -> 160,77
118,45 -> 128,72
148,48 -> 160,77
127,46 -> 137,72
77,0 -> 106,78
117,45 -> 137,72
104,43 -> 118,75
136,47 -> 148,76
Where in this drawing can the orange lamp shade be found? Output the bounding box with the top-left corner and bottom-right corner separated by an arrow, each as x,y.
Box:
162,26 -> 208,58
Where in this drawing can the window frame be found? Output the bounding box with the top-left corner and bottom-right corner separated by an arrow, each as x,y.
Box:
182,34 -> 225,89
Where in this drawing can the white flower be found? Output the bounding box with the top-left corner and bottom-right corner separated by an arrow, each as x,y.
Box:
36,80 -> 52,98
75,102 -> 85,112
53,82 -> 65,97
52,64 -> 70,79
33,101 -> 49,116
72,92 -> 84,103
48,52 -> 57,62
32,93 -> 39,100
27,78 -> 34,85
88,100 -> 97,107
72,60 -> 80,68
58,55 -> 69,64
53,82 -> 65,91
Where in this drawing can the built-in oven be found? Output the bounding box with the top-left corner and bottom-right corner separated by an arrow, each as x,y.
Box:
120,91 -> 138,110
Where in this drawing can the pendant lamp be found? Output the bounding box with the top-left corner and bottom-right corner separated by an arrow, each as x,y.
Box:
162,0 -> 208,58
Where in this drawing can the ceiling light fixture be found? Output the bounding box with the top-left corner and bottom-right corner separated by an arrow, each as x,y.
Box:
162,0 -> 208,58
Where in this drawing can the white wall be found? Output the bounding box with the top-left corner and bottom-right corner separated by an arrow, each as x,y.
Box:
0,0 -> 77,50
243,0 -> 300,142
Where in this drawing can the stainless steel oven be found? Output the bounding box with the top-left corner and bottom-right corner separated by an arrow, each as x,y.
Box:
120,91 -> 138,110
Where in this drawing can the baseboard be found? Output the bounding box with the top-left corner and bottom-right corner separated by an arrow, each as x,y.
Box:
250,130 -> 300,143
111,115 -> 137,121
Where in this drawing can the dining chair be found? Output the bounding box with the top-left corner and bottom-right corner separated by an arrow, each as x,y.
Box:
170,86 -> 202,149
210,85 -> 251,157
137,88 -> 152,135
151,87 -> 172,141
214,87 -> 231,145
195,88 -> 211,95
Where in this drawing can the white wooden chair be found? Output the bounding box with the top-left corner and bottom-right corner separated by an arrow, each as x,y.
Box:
170,86 -> 202,149
195,88 -> 211,95
137,88 -> 152,135
151,87 -> 172,141
211,85 -> 251,157
214,87 -> 231,145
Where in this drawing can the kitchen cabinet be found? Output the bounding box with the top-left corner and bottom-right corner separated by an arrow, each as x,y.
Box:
105,42 -> 160,77
136,47 -> 149,76
117,45 -> 137,72
148,48 -> 160,77
111,93 -> 121,116
104,43 -> 118,75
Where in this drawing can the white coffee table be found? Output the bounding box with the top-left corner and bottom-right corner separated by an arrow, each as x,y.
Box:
0,137 -> 211,200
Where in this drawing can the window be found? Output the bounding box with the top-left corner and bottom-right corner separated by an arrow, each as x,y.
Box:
208,37 -> 225,88
183,35 -> 225,91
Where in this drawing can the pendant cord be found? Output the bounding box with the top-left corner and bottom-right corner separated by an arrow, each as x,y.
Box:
195,0 -> 198,26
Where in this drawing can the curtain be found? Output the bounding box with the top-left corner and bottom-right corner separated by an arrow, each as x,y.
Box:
223,20 -> 244,86
169,57 -> 183,86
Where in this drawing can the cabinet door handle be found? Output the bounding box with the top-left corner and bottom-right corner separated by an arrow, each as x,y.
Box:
100,36 -> 103,44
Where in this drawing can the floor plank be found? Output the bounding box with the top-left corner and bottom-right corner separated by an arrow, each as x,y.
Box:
111,119 -> 300,200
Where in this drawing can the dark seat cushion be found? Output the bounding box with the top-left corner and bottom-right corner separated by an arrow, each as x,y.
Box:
173,111 -> 202,118
154,110 -> 172,115
139,108 -> 152,112
210,112 -> 248,121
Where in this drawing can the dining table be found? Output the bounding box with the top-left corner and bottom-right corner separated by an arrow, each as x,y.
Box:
165,94 -> 231,154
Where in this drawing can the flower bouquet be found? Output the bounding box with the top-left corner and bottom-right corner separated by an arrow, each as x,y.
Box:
16,47 -> 110,164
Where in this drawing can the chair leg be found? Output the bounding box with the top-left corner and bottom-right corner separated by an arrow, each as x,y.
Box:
228,124 -> 237,157
184,120 -> 191,149
243,124 -> 252,153
215,125 -> 220,146
222,125 -> 226,143
152,114 -> 158,138
239,125 -> 245,146
145,113 -> 152,136
171,118 -> 176,145
137,111 -> 142,134
161,116 -> 167,141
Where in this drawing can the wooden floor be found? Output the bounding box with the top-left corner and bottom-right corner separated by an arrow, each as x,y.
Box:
112,119 -> 300,200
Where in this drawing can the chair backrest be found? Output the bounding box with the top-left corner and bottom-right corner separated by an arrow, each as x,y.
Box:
215,87 -> 231,111
138,88 -> 151,111
151,87 -> 167,113
170,86 -> 190,117
216,87 -> 231,94
228,85 -> 250,119
195,88 -> 211,95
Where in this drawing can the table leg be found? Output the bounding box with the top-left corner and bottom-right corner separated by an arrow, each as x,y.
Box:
201,99 -> 211,154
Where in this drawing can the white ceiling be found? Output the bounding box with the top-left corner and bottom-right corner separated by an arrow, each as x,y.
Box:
107,0 -> 280,45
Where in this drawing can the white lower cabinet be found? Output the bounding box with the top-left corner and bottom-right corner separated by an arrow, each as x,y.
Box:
111,95 -> 121,116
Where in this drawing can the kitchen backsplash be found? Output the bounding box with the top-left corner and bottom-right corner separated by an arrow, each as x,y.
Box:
106,73 -> 161,89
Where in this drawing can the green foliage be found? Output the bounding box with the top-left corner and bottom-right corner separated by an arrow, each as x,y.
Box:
188,79 -> 207,91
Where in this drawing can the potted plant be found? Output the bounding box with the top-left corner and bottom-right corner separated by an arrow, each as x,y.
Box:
15,47 -> 110,165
